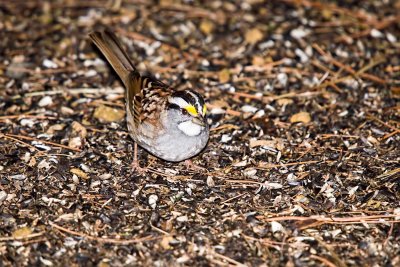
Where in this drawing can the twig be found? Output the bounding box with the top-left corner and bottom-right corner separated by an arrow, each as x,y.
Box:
265,91 -> 324,102
366,115 -> 400,132
0,134 -> 40,151
210,251 -> 247,267
116,28 -> 196,60
224,109 -> 242,117
259,214 -> 400,225
225,179 -> 263,185
0,114 -> 58,120
282,0 -> 379,24
242,59 -> 287,72
313,44 -> 358,76
221,192 -> 248,204
336,15 -> 400,42
0,232 -> 45,242
89,99 -> 125,108
49,221 -> 158,245
384,222 -> 394,246
266,214 -> 400,222
146,167 -> 172,177
381,129 -> 400,140
318,134 -> 360,139
257,160 -> 320,169
242,234 -> 286,245
211,124 -> 240,132
100,198 -> 113,208
150,224 -> 170,235
309,255 -> 338,267
230,91 -> 324,103
157,3 -> 225,24
11,87 -> 124,100
3,66 -> 76,75
207,103 -> 242,117
3,133 -> 81,152
314,237 -> 348,267
311,61 -> 345,93
376,168 -> 400,180
313,44 -> 386,85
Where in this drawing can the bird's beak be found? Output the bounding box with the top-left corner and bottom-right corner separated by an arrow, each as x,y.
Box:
192,116 -> 206,127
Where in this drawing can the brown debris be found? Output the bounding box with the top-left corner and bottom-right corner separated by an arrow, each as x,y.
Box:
0,0 -> 399,266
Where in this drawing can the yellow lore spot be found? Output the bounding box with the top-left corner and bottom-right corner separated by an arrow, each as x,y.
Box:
203,105 -> 207,115
185,105 -> 198,116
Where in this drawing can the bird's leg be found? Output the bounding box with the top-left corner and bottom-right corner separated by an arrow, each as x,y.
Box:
134,142 -> 138,164
131,142 -> 146,174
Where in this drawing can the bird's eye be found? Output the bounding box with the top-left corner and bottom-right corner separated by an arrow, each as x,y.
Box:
181,109 -> 188,115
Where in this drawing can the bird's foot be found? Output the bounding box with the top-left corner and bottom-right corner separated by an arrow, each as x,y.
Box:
131,159 -> 147,175
184,159 -> 206,171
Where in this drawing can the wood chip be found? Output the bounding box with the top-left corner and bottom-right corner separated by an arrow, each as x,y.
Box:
70,168 -> 88,180
245,28 -> 264,44
12,227 -> 32,238
290,111 -> 311,123
94,105 -> 125,123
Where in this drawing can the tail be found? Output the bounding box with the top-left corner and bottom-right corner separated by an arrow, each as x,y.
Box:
89,30 -> 139,90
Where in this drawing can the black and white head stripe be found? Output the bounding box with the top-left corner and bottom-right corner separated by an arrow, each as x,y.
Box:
168,90 -> 205,116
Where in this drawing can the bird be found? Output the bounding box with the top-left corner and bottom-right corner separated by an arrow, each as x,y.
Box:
89,30 -> 209,166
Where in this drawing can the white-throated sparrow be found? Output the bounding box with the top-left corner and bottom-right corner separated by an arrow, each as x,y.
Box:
89,30 -> 209,162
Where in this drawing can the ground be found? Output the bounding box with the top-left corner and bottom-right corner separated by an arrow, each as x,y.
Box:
0,0 -> 399,266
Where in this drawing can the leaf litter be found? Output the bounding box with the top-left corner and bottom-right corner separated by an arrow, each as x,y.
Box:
0,0 -> 399,266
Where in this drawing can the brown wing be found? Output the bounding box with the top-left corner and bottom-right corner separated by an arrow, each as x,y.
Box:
131,76 -> 173,125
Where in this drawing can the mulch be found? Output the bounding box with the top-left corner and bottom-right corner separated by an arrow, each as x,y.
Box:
0,0 -> 399,266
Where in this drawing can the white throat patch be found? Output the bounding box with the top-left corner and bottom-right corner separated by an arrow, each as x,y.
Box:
178,120 -> 202,136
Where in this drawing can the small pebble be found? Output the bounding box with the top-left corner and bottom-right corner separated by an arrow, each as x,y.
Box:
42,59 -> 58,68
38,96 -> 53,107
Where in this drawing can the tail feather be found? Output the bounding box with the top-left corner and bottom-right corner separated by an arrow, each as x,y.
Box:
89,30 -> 138,90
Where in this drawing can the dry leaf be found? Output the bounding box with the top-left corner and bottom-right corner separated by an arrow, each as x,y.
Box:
250,139 -> 276,148
252,56 -> 265,66
275,138 -> 285,151
277,98 -> 294,106
12,227 -> 32,238
46,124 -> 65,134
390,87 -> 400,95
98,261 -> 110,267
290,112 -> 311,123
321,9 -> 333,19
294,194 -> 309,204
71,121 -> 87,139
28,156 -> 37,167
160,235 -> 174,250
218,69 -> 230,83
68,136 -> 83,150
245,28 -> 263,44
94,105 -> 125,123
200,20 -> 214,35
70,168 -> 88,180
206,176 -> 215,187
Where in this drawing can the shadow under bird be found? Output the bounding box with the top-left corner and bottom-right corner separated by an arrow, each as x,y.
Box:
89,30 -> 209,164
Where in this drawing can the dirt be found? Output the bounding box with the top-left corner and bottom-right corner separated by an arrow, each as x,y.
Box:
0,1 -> 399,266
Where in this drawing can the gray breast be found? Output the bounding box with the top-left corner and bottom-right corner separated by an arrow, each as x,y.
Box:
152,124 -> 209,161
135,121 -> 209,162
